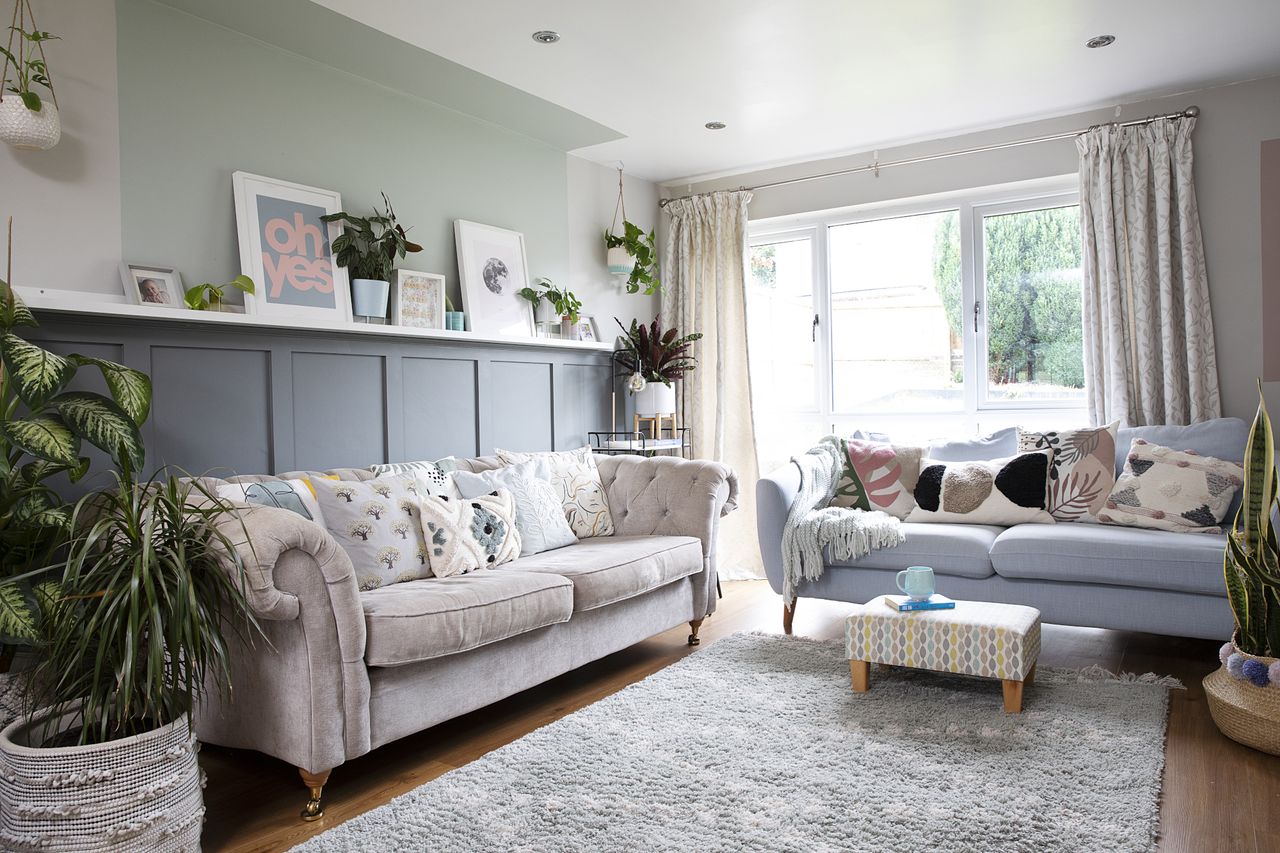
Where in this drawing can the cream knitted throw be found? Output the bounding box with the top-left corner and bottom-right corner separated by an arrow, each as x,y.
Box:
781,436 -> 905,606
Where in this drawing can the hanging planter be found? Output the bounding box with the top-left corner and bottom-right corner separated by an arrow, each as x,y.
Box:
0,2 -> 60,151
603,166 -> 661,295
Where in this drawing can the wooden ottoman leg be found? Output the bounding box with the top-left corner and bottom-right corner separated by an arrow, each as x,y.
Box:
850,660 -> 870,693
1024,664 -> 1037,687
1002,678 -> 1025,714
782,599 -> 797,635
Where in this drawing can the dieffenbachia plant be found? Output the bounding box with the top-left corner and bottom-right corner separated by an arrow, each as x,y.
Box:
1224,389 -> 1280,657
0,277 -> 151,645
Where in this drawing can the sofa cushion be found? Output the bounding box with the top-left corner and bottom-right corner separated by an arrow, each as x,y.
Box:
989,523 -> 1228,596
1115,417 -> 1249,522
501,535 -> 702,611
926,427 -> 1018,462
825,523 -> 1003,579
361,571 -> 573,667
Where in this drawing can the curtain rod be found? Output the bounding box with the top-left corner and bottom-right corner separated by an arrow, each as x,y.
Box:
657,105 -> 1199,208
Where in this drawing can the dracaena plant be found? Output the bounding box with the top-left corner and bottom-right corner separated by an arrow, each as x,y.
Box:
321,192 -> 422,283
604,221 -> 661,296
613,316 -> 702,386
0,278 -> 151,649
1224,389 -> 1280,657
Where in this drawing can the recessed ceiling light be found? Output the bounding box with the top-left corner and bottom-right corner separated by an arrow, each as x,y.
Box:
705,121 -> 727,130
1086,34 -> 1116,48
531,30 -> 560,44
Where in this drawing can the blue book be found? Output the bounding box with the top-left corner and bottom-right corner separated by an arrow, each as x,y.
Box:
883,594 -> 956,612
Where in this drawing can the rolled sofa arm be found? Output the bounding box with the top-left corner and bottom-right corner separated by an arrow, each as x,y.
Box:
756,463 -> 801,598
197,500 -> 371,774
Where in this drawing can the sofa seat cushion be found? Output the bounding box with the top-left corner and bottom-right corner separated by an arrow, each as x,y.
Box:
825,523 -> 1003,579
989,523 -> 1228,595
361,572 -> 573,667
501,535 -> 702,611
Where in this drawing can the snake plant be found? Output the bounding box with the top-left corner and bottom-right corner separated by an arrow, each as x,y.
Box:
1224,389 -> 1280,657
0,277 -> 151,647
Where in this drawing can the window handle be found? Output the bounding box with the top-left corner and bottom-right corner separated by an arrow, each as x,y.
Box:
812,313 -> 820,342
973,301 -> 981,334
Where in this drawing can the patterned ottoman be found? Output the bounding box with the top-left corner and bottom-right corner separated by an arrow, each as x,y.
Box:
845,597 -> 1042,713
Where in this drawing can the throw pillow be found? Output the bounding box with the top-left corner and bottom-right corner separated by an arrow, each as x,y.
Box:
1017,421 -> 1119,522
1096,439 -> 1244,534
925,427 -> 1019,462
828,438 -> 923,519
906,450 -> 1055,526
368,460 -> 455,496
495,446 -> 614,538
453,461 -> 576,556
216,479 -> 324,524
311,474 -> 431,590
417,491 -> 522,577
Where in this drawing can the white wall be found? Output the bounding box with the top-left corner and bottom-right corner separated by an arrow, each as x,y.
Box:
0,0 -> 121,294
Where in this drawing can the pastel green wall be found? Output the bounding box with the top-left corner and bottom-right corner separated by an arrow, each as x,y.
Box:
116,0 -> 573,308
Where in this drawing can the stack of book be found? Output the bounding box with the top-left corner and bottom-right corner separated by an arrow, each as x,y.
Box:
882,594 -> 955,612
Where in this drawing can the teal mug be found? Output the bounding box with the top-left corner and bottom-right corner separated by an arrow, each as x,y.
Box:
895,566 -> 935,601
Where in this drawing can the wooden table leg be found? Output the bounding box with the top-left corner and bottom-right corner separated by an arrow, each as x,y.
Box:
1024,663 -> 1037,687
850,660 -> 870,693
1002,678 -> 1025,713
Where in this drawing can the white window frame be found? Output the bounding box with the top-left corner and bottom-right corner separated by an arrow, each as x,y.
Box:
746,175 -> 1084,438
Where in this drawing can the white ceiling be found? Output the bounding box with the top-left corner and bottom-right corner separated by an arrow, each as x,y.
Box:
312,0 -> 1280,184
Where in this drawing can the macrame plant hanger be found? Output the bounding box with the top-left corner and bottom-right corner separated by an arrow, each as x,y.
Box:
606,165 -> 634,278
0,0 -> 61,150
1,0 -> 58,111
610,165 -> 627,235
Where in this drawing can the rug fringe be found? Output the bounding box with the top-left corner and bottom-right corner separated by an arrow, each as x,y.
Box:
1064,664 -> 1184,690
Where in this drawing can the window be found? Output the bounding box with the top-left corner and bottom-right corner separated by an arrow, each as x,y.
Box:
747,179 -> 1084,463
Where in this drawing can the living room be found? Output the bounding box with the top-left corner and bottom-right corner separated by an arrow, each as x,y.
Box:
0,0 -> 1277,850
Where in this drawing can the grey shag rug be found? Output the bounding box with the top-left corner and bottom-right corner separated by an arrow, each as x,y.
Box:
295,632 -> 1176,852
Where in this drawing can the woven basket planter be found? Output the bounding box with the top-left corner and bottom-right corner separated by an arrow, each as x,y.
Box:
0,706 -> 204,852
1204,641 -> 1280,756
0,97 -> 60,151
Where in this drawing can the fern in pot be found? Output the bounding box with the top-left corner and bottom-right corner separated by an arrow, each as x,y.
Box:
322,192 -> 422,321
1206,389 -> 1280,755
0,471 -> 262,851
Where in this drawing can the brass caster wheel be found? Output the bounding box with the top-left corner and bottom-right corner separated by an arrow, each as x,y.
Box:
687,633 -> 701,646
301,793 -> 324,822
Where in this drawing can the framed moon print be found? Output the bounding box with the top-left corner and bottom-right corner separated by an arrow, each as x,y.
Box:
453,219 -> 534,338
232,171 -> 353,322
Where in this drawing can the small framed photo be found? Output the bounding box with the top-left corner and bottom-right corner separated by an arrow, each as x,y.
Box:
454,219 -> 534,337
393,270 -> 446,330
120,263 -> 183,307
232,171 -> 353,323
571,316 -> 599,342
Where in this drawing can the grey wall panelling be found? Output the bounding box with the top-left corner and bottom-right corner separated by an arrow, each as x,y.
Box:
26,315 -> 614,479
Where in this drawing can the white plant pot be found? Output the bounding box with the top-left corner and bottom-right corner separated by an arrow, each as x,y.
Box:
0,708 -> 204,851
534,299 -> 556,324
634,381 -> 676,417
607,245 -> 634,276
351,278 -> 390,318
0,98 -> 60,151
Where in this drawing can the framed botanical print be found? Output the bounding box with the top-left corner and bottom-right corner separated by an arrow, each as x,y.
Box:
232,171 -> 352,322
393,270 -> 446,330
453,219 -> 534,337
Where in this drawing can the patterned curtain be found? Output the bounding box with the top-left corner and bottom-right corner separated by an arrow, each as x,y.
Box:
661,191 -> 762,579
1077,116 -> 1222,426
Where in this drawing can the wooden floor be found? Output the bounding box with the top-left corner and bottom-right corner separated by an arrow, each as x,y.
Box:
201,580 -> 1280,852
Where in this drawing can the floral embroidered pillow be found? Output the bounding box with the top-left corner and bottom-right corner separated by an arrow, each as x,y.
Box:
311,474 -> 431,591
417,491 -> 522,577
1096,439 -> 1244,534
1018,421 -> 1119,522
828,438 -> 923,519
495,446 -> 614,538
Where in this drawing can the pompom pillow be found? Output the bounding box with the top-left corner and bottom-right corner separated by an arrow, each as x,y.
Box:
828,438 -> 923,519
1097,439 -> 1244,534
495,446 -> 614,538
311,474 -> 430,590
1018,421 -> 1119,522
417,491 -> 521,577
906,450 -> 1055,526
453,461 -> 576,556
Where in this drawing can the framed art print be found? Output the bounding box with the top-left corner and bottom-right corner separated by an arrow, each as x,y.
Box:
119,263 -> 183,308
571,315 -> 599,342
393,270 -> 446,330
453,219 -> 534,337
232,171 -> 352,322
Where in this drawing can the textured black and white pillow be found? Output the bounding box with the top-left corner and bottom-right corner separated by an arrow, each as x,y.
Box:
906,450 -> 1055,526
368,460 -> 455,496
452,460 -> 576,556
417,490 -> 522,577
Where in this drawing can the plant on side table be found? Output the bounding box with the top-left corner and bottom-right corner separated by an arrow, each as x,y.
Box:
1205,388 -> 1280,755
322,193 -> 423,321
0,469 -> 262,850
613,316 -> 701,417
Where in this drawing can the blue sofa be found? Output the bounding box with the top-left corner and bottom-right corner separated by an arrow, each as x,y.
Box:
756,418 -> 1247,641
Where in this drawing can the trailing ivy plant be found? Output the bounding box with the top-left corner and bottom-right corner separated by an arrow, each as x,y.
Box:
0,28 -> 58,112
604,221 -> 661,296
0,278 -> 151,647
184,274 -> 255,311
518,277 -> 583,324
1224,389 -> 1280,657
321,193 -> 422,283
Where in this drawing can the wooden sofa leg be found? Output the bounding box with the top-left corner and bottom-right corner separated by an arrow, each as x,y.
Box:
299,767 -> 332,822
783,599 -> 797,635
688,618 -> 704,646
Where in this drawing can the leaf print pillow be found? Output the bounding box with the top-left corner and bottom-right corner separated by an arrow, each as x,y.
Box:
828,438 -> 923,519
495,446 -> 614,539
1017,421 -> 1119,522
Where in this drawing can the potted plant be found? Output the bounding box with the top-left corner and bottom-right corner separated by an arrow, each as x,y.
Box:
184,274 -> 255,312
322,193 -> 422,321
0,469 -> 261,850
613,316 -> 701,417
1205,389 -> 1280,755
0,25 -> 60,150
518,277 -> 582,334
604,221 -> 661,296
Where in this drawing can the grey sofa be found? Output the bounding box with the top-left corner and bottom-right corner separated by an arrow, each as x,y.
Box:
195,454 -> 737,820
757,418 -> 1246,643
